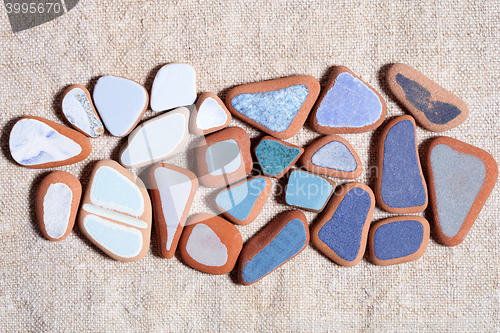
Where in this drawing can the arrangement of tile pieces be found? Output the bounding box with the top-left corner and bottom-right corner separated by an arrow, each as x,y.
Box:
178,213 -> 243,275
149,163 -> 199,259
196,126 -> 253,188
375,115 -> 428,214
310,66 -> 387,134
35,171 -> 82,241
150,63 -> 197,112
254,136 -> 304,178
368,216 -> 430,266
214,176 -> 272,225
9,116 -> 91,168
119,107 -> 189,168
285,169 -> 336,213
426,137 -> 498,246
386,63 -> 469,132
301,135 -> 362,179
8,63 -> 498,281
225,75 -> 321,139
190,92 -> 232,136
61,84 -> 104,138
311,182 -> 375,267
238,210 -> 309,285
93,75 -> 149,137
78,160 -> 152,262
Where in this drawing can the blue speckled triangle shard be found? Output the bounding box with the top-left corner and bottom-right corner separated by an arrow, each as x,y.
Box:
255,138 -> 302,177
231,85 -> 309,133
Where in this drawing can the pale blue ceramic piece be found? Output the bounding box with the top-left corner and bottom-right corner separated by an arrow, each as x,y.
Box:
315,72 -> 382,128
311,140 -> 357,172
430,144 -> 486,238
285,170 -> 333,211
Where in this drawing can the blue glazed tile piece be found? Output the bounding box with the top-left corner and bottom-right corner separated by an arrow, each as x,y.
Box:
230,85 -> 309,133
380,119 -> 426,210
311,140 -> 357,172
373,220 -> 424,260
317,188 -> 372,262
215,177 -> 267,221
285,170 -> 334,211
315,72 -> 382,128
241,218 -> 307,284
255,139 -> 301,177
395,74 -> 461,125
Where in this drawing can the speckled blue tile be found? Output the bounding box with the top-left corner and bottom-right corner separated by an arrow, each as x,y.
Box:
255,138 -> 302,177
230,85 -> 309,133
285,170 -> 334,212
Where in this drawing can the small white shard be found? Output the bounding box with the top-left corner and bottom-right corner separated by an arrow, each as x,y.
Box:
43,183 -> 73,239
62,87 -> 104,137
150,63 -> 196,112
186,224 -> 228,267
205,139 -> 241,176
196,97 -> 228,130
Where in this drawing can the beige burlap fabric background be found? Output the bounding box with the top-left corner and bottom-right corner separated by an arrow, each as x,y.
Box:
0,1 -> 498,332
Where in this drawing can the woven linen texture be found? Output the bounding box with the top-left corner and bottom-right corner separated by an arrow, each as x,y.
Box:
0,0 -> 498,332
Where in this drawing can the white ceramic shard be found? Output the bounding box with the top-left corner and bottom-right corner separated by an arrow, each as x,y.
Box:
185,223 -> 228,267
43,183 -> 73,239
196,97 -> 228,130
93,76 -> 148,137
61,86 -> 104,137
119,107 -> 189,168
205,139 -> 241,176
9,118 -> 82,166
154,167 -> 193,251
150,63 -> 196,112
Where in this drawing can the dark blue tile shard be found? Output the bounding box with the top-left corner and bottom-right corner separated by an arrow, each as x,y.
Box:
373,220 -> 424,260
395,74 -> 461,125
381,119 -> 426,208
317,188 -> 372,262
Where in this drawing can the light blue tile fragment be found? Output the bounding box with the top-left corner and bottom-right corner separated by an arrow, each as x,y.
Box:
242,218 -> 307,283
315,72 -> 382,128
285,170 -> 333,211
231,84 -> 309,133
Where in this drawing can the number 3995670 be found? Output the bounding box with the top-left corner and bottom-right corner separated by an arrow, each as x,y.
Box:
5,2 -> 61,14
